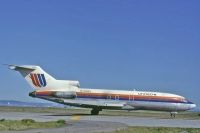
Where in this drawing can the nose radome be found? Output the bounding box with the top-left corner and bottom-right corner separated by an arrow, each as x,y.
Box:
190,104 -> 196,109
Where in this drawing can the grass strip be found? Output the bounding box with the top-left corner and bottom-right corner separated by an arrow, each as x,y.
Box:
0,119 -> 66,131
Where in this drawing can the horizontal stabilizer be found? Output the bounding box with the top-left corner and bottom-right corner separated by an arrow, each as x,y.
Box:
7,64 -> 36,71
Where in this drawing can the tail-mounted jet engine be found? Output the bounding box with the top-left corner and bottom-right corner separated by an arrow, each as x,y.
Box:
64,80 -> 80,87
29,91 -> 77,99
53,91 -> 77,99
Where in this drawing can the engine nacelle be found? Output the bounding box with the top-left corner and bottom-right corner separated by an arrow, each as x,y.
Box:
53,91 -> 76,99
64,80 -> 80,87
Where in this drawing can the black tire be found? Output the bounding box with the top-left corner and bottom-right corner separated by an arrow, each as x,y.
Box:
91,109 -> 99,115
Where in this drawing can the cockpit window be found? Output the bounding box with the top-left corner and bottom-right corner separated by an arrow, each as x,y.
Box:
181,98 -> 188,103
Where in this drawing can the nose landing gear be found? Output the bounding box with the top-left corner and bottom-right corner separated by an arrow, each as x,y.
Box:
170,112 -> 177,118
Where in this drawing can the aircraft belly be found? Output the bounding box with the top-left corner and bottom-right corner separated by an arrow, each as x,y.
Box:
63,98 -> 125,108
128,101 -> 177,111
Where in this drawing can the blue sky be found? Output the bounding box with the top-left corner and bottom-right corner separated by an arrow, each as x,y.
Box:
0,1 -> 199,108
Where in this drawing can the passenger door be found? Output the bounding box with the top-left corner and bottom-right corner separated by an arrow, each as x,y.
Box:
129,91 -> 134,101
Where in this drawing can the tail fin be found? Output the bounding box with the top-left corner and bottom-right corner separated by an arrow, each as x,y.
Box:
8,65 -> 56,90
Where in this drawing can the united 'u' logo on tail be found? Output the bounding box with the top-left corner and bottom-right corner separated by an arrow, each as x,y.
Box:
30,74 -> 47,87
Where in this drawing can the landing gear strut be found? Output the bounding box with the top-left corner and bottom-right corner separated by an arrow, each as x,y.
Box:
91,108 -> 101,115
170,112 -> 177,118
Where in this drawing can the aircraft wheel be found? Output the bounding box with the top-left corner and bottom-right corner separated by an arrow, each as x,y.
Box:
170,112 -> 177,118
91,108 -> 100,115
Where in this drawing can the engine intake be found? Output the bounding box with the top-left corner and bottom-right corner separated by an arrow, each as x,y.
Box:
64,80 -> 80,87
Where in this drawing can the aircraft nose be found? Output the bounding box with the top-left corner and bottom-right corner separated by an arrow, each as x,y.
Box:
190,103 -> 196,109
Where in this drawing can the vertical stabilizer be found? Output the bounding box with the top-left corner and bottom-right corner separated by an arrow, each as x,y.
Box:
8,65 -> 56,90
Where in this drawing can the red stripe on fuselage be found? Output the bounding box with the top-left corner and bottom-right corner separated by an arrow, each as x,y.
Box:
30,74 -> 38,87
36,91 -> 52,95
33,74 -> 41,87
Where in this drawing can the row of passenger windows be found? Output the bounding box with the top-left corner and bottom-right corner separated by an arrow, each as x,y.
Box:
106,95 -> 134,100
107,95 -> 119,100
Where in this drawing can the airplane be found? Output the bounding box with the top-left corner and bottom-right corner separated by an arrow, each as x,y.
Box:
8,64 -> 196,117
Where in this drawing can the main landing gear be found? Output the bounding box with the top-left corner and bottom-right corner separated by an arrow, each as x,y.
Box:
170,112 -> 177,118
91,108 -> 102,115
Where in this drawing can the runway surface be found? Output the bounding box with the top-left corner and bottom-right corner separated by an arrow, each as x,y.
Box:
1,112 -> 200,133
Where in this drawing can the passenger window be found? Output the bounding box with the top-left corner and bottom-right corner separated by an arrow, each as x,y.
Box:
107,95 -> 111,99
115,95 -> 119,100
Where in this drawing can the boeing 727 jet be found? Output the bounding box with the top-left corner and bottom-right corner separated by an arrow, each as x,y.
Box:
8,65 -> 196,117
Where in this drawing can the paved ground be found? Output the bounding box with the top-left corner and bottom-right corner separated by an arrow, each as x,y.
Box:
1,112 -> 200,133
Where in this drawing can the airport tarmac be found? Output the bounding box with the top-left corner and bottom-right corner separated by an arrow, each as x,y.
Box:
1,112 -> 200,133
